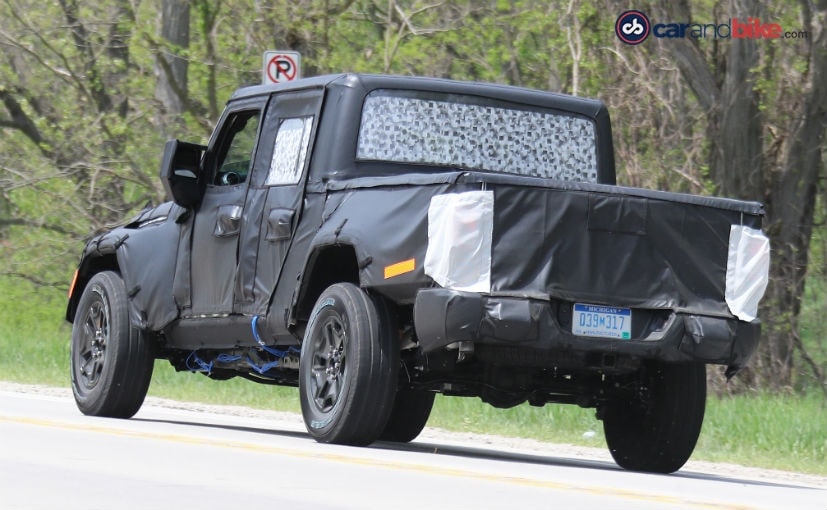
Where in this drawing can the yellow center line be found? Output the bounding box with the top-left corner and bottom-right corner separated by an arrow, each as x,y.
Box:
0,414 -> 756,510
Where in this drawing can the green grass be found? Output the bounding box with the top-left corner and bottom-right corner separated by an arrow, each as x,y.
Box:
148,361 -> 301,413
2,275 -> 825,475
697,391 -> 827,473
429,394 -> 606,447
0,277 -> 70,385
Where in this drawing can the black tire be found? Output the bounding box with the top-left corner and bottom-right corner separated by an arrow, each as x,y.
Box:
380,389 -> 435,443
602,361 -> 706,474
70,271 -> 154,418
299,283 -> 398,445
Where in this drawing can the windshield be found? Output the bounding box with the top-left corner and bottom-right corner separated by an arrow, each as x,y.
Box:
356,90 -> 598,182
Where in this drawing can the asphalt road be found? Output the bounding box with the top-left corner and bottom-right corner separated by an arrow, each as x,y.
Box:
1,386 -> 825,510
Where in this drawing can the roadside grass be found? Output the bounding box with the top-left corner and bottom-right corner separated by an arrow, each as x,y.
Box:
148,361 -> 301,413
0,277 -> 68,385
1,275 -> 825,475
697,391 -> 827,473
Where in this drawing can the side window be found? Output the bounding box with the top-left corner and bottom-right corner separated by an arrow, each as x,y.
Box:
213,110 -> 261,186
266,116 -> 313,186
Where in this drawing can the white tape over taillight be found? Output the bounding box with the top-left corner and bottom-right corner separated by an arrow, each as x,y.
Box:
726,225 -> 771,321
424,191 -> 494,293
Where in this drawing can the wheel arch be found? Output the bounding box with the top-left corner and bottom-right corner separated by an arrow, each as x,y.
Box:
66,253 -> 120,323
293,244 -> 361,328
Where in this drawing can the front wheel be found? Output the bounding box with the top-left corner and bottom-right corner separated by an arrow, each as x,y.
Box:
70,271 -> 154,418
602,361 -> 706,474
299,283 -> 398,446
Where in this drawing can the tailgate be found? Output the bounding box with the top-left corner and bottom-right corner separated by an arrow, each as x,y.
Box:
425,173 -> 768,320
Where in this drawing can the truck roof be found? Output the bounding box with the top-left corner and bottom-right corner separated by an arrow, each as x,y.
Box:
229,73 -> 608,119
230,73 -> 616,185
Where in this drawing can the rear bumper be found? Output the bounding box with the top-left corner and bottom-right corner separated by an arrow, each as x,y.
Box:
413,288 -> 759,376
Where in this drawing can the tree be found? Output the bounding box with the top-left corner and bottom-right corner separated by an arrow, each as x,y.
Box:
0,0 -> 162,285
646,0 -> 827,390
155,0 -> 191,134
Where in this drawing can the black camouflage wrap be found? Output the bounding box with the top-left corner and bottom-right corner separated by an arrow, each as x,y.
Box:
67,74 -> 764,372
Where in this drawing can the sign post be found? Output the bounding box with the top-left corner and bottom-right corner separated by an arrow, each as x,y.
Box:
263,51 -> 301,85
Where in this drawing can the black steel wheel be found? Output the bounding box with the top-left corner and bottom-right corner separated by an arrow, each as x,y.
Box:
602,361 -> 706,474
380,389 -> 435,443
299,283 -> 398,445
70,271 -> 154,418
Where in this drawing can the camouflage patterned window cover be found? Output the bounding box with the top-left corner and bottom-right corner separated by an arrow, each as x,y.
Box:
267,116 -> 314,186
357,90 -> 598,182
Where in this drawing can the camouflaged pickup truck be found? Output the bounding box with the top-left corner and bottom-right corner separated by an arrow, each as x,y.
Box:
67,74 -> 770,473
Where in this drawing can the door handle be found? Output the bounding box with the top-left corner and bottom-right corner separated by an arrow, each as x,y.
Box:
214,204 -> 243,237
267,208 -> 295,241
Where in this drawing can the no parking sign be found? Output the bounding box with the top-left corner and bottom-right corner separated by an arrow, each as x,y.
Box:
263,51 -> 301,84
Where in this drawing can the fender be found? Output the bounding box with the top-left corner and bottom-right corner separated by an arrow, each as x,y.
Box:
66,202 -> 183,331
287,180 -> 453,325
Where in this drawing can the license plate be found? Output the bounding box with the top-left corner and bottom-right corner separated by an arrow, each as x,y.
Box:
572,303 -> 631,340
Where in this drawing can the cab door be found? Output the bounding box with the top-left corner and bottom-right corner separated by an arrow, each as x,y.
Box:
234,88 -> 322,317
180,96 -> 267,317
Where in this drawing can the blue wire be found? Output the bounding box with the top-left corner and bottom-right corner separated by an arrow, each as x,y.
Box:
251,316 -> 293,358
186,351 -> 213,374
251,316 -> 265,346
186,321 -> 298,377
245,356 -> 280,374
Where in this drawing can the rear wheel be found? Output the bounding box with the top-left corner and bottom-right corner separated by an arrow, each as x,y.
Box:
380,389 -> 435,443
299,283 -> 398,445
70,271 -> 154,418
602,361 -> 706,474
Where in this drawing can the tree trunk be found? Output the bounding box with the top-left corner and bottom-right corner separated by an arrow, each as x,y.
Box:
760,0 -> 827,389
155,0 -> 190,133
709,0 -> 764,201
657,0 -> 827,389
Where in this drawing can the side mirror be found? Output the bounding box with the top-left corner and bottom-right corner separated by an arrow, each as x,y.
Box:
160,140 -> 207,208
